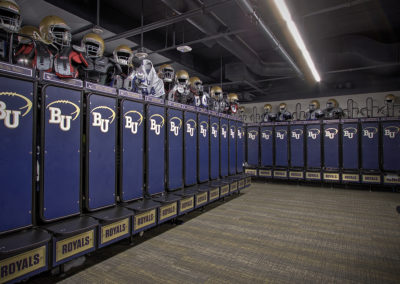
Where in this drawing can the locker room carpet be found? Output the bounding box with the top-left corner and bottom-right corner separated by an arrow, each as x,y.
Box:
34,182 -> 400,283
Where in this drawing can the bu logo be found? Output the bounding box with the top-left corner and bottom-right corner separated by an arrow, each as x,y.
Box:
221,125 -> 227,139
47,100 -> 80,131
308,128 -> 320,140
170,117 -> 182,136
363,127 -> 377,139
0,92 -> 32,129
343,127 -> 357,139
200,122 -> 208,138
325,128 -> 338,140
91,106 -> 116,133
276,130 -> 286,140
230,127 -> 235,139
262,133 -> 270,140
262,130 -> 272,140
384,126 -> 399,139
248,130 -> 258,140
237,129 -> 243,139
291,129 -> 302,140
150,114 -> 165,135
186,119 -> 196,137
211,123 -> 218,138
124,110 -> 143,134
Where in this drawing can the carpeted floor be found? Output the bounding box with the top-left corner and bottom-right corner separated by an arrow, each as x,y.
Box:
33,182 -> 400,283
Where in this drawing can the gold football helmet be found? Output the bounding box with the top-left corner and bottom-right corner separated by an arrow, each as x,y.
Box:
210,86 -> 223,100
264,104 -> 272,111
18,25 -> 41,44
385,94 -> 396,104
309,100 -> 320,111
279,102 -> 287,112
158,64 -> 174,82
189,76 -> 203,91
175,70 -> 189,87
39,15 -> 71,47
0,0 -> 21,33
113,44 -> 133,66
239,106 -> 245,113
326,98 -> 338,109
228,93 -> 239,103
82,33 -> 105,58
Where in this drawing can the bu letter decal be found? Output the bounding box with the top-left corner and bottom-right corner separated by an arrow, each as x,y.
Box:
0,101 -> 21,129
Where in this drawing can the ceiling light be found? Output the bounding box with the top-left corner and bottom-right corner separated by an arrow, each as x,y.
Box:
177,45 -> 192,53
273,0 -> 321,82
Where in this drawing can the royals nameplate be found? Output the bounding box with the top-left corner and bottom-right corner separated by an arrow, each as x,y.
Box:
289,171 -> 304,179
384,175 -> 400,185
230,182 -> 238,192
323,173 -> 340,181
306,172 -> 321,180
238,179 -> 245,189
221,185 -> 229,196
180,197 -> 194,213
362,175 -> 381,184
196,192 -> 208,207
245,169 -> 257,176
246,177 -> 252,186
100,218 -> 130,245
159,203 -> 177,221
259,170 -> 272,177
342,173 -> 359,182
209,188 -> 220,201
133,210 -> 156,231
274,170 -> 287,178
55,230 -> 94,263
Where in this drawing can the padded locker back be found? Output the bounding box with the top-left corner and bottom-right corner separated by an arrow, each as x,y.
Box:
246,125 -> 259,167
306,123 -> 321,169
167,108 -> 183,190
360,119 -> 380,170
184,111 -> 197,186
198,114 -> 210,182
341,120 -> 359,170
323,121 -> 340,169
236,123 -> 245,173
229,120 -> 237,175
381,118 -> 400,171
275,123 -> 288,167
290,123 -> 305,168
210,116 -> 220,179
260,124 -> 273,167
220,118 -> 229,177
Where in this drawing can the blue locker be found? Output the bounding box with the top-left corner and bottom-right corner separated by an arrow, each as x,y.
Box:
306,123 -> 321,169
220,118 -> 229,177
275,123 -> 288,167
360,119 -> 380,170
290,123 -> 305,168
229,120 -> 237,175
167,108 -> 183,190
381,118 -> 400,171
198,114 -> 210,182
184,111 -> 197,186
323,121 -> 340,169
147,104 -> 166,195
0,77 -> 34,233
120,99 -> 144,201
42,86 -> 81,221
341,120 -> 359,170
87,94 -> 116,210
236,123 -> 245,173
260,124 -> 273,167
210,116 -> 220,179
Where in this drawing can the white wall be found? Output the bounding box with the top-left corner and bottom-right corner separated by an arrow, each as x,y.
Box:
240,91 -> 400,123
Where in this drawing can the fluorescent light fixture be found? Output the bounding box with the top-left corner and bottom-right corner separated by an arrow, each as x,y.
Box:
273,0 -> 321,82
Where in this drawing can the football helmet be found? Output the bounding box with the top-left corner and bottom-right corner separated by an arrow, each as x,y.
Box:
189,76 -> 203,92
264,104 -> 272,112
309,100 -> 320,111
385,94 -> 396,104
158,64 -> 174,83
113,44 -> 133,66
210,86 -> 223,100
175,70 -> 189,85
82,32 -> 105,58
0,0 -> 21,33
18,25 -> 41,44
39,16 -> 71,48
227,93 -> 239,103
326,98 -> 338,109
279,102 -> 287,112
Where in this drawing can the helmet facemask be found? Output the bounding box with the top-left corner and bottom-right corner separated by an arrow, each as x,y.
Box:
162,67 -> 174,82
49,25 -> 71,48
309,103 -> 316,111
85,41 -> 101,58
326,101 -> 334,110
279,105 -> 286,112
0,6 -> 21,33
194,81 -> 203,92
115,51 -> 132,66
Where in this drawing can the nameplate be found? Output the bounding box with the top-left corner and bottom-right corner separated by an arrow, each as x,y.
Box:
100,218 -> 130,245
341,118 -> 358,123
159,202 -> 177,221
230,181 -> 238,192
323,173 -> 340,181
55,230 -> 94,263
85,81 -> 116,95
0,246 -> 46,283
196,107 -> 208,114
209,188 -> 220,201
118,89 -> 143,100
247,123 -> 259,127
180,197 -> 194,213
342,173 -> 359,182
133,209 -> 156,231
183,105 -> 196,112
306,172 -> 321,180
220,185 -> 229,196
384,175 -> 400,185
360,118 -> 379,122
145,96 -> 164,105
238,179 -> 245,188
196,192 -> 208,206
208,110 -> 219,116
290,121 -> 308,125
166,100 -> 184,109
245,169 -> 257,176
362,174 -> 381,184
323,119 -> 339,124
275,122 -> 289,126
274,170 -> 287,178
380,117 -> 400,122
0,62 -> 33,77
260,122 -> 274,126
289,171 -> 304,179
42,72 -> 83,88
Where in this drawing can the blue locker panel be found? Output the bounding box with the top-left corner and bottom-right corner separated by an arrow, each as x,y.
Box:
229,121 -> 237,175
220,119 -> 229,177
260,126 -> 273,167
42,86 -> 81,221
306,124 -> 321,168
324,122 -> 340,169
147,105 -> 165,195
167,108 -> 183,190
290,124 -> 304,168
121,100 -> 144,201
198,114 -> 210,182
87,94 -> 116,210
361,120 -> 379,170
210,116 -> 220,179
0,77 -> 34,232
236,123 -> 245,173
382,119 -> 400,171
275,124 -> 288,167
184,111 -> 197,186
341,122 -> 359,170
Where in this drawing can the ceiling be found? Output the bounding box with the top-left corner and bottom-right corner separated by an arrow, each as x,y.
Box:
18,0 -> 400,102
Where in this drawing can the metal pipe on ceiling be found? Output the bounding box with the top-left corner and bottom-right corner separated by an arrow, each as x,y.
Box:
303,0 -> 373,18
104,0 -> 232,42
